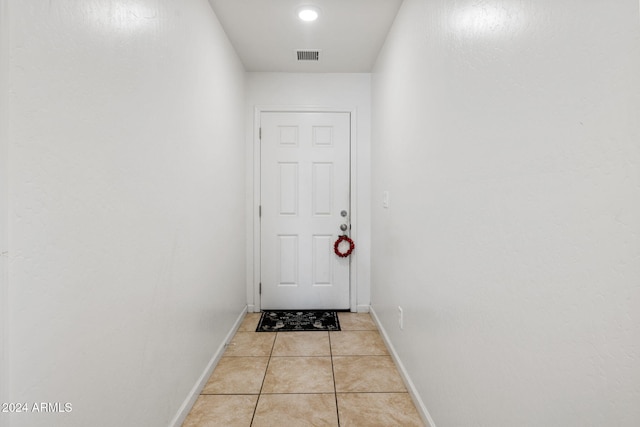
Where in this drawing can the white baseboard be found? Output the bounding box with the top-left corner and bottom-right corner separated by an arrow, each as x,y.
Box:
356,304 -> 370,313
169,306 -> 248,427
369,306 -> 437,427
247,304 -> 258,313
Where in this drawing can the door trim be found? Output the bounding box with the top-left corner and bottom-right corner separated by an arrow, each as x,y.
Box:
250,105 -> 359,312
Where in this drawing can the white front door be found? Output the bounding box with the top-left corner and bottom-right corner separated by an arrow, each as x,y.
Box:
260,112 -> 351,310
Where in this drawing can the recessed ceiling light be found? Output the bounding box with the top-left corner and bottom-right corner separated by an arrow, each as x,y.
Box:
298,7 -> 319,22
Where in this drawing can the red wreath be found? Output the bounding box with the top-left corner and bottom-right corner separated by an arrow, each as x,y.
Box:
334,235 -> 355,258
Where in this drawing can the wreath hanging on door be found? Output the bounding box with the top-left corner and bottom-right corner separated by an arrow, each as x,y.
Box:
334,235 -> 355,258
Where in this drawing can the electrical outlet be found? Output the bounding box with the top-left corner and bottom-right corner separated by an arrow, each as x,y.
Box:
398,306 -> 404,330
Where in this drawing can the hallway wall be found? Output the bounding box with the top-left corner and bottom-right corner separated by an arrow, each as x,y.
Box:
0,0 -> 9,416
3,1 -> 246,426
371,0 -> 640,426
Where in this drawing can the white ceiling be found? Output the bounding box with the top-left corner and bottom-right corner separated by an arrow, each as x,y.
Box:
208,0 -> 404,73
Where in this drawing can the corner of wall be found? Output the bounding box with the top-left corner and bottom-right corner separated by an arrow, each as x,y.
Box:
369,306 -> 436,427
169,306 -> 248,427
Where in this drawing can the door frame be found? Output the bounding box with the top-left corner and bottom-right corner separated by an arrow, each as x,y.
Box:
249,105 -> 359,312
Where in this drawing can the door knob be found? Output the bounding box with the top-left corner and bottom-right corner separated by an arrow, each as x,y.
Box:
340,224 -> 348,232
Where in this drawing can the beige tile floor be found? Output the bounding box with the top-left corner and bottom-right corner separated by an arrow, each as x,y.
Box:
182,312 -> 424,427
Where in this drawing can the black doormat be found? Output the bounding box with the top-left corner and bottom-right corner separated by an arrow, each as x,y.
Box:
256,311 -> 341,332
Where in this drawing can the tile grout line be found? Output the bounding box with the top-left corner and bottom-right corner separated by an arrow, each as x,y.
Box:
249,328 -> 278,426
329,330 -> 341,427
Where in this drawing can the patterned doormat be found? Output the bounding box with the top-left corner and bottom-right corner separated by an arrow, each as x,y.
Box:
256,311 -> 341,332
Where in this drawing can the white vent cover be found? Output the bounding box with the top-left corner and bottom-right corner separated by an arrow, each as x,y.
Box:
296,50 -> 320,61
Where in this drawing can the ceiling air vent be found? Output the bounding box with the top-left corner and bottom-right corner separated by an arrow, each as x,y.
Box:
296,50 -> 320,61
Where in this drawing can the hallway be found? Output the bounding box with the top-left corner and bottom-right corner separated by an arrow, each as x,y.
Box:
3,1 -> 639,426
182,313 -> 423,426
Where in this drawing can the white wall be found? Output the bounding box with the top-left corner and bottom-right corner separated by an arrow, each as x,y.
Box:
246,72 -> 371,312
3,1 -> 246,426
371,1 -> 640,426
0,0 -> 10,417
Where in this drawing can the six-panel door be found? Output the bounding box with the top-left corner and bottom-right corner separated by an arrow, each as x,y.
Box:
260,112 -> 351,310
